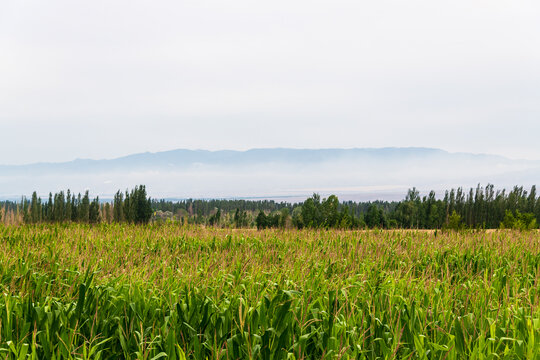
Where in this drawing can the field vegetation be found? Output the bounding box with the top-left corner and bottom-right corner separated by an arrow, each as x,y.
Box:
0,224 -> 538,358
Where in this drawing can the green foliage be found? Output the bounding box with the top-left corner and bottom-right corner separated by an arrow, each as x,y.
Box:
113,190 -> 124,222
208,208 -> 221,226
500,210 -> 538,230
291,207 -> 304,229
279,208 -> 289,228
18,186 -> 152,225
0,225 -> 538,358
132,185 -> 153,224
300,194 -> 355,229
364,204 -> 387,228
10,184 -> 540,230
256,210 -> 267,230
150,184 -> 540,230
89,196 -> 101,223
80,190 -> 90,222
233,208 -> 250,227
445,210 -> 463,230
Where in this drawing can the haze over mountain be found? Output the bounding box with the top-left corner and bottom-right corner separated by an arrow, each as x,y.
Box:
1,147 -> 538,201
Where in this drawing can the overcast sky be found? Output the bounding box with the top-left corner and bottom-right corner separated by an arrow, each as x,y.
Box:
1,0 -> 539,165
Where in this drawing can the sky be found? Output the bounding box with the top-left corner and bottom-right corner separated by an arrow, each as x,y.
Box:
1,0 -> 539,165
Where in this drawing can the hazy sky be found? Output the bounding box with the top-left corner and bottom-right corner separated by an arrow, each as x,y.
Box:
1,0 -> 539,165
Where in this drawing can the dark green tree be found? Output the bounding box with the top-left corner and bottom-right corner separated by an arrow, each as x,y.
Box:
133,185 -> 152,224
80,191 -> 90,223
255,210 -> 267,230
30,191 -> 41,223
89,196 -> 101,223
65,189 -> 72,222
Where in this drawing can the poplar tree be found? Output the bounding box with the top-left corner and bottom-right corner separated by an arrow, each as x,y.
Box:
113,191 -> 124,222
80,191 -> 90,222
65,189 -> 72,222
30,191 -> 41,223
89,196 -> 100,223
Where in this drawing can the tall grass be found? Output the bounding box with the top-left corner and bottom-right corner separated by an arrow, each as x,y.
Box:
0,224 -> 538,359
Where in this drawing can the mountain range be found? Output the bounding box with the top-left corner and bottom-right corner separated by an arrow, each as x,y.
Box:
1,148 -> 538,201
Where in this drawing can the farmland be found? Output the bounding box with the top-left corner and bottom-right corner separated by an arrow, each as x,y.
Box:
0,225 -> 538,359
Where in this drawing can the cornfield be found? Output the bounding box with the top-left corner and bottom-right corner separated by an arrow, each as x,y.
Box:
0,224 -> 538,359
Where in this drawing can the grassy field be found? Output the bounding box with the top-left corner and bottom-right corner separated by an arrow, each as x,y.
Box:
0,225 -> 538,359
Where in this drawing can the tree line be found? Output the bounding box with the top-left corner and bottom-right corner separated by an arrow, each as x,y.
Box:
1,185 -> 152,225
281,185 -> 539,230
1,184 -> 539,229
154,184 -> 540,230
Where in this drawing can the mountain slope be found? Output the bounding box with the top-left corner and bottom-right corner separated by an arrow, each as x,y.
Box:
0,148 -> 538,200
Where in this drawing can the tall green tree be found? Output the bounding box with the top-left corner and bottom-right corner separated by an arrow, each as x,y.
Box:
65,189 -> 72,222
30,191 -> 41,223
80,191 -> 90,223
133,185 -> 152,224
89,196 -> 101,223
113,191 -> 124,222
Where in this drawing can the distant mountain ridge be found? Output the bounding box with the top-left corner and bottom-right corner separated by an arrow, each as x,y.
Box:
0,147 -> 539,200
0,147 -> 525,173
